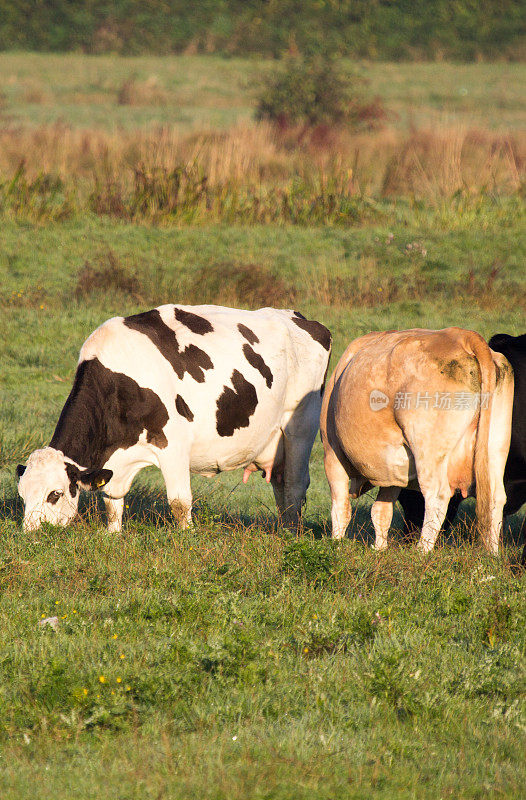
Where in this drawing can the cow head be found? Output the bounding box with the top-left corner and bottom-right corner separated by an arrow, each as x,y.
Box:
16,447 -> 112,531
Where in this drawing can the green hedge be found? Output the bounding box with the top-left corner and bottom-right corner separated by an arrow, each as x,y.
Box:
0,1 -> 524,60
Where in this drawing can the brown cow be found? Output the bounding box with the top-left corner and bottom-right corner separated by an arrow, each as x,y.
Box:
320,328 -> 514,553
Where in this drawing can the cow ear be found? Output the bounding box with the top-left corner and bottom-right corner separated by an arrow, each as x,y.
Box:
65,463 -> 81,497
65,463 -> 81,485
78,468 -> 113,491
16,464 -> 26,479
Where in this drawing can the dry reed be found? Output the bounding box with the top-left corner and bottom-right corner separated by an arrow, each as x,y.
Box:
0,122 -> 523,201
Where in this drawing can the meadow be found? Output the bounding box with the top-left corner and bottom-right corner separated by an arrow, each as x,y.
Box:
0,54 -> 525,798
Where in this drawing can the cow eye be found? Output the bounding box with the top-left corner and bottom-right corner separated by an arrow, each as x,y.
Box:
46,490 -> 63,505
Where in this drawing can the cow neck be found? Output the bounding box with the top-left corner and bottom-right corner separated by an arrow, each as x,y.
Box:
49,359 -> 112,471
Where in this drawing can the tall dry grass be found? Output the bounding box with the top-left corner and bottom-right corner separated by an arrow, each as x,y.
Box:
0,122 -> 523,200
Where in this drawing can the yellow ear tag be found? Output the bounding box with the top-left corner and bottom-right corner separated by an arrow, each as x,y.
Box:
96,479 -> 106,488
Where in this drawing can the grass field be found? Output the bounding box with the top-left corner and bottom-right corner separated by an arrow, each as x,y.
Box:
2,54 -> 525,131
0,54 -> 525,799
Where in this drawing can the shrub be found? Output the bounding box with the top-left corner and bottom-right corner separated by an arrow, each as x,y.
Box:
255,56 -> 386,131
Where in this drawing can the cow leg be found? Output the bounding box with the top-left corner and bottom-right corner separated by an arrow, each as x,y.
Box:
417,485 -> 451,553
325,450 -> 352,540
278,396 -> 323,529
398,488 -> 425,532
371,486 -> 400,550
280,438 -> 312,529
270,473 -> 286,520
398,488 -> 462,535
159,453 -> 193,529
104,496 -> 124,533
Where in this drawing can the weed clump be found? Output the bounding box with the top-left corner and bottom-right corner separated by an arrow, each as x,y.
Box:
357,643 -> 426,719
0,162 -> 73,221
191,262 -> 296,308
74,252 -> 143,302
281,538 -> 337,585
479,592 -> 513,647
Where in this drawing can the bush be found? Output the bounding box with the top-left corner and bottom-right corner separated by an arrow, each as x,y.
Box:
256,56 -> 365,129
255,56 -> 388,134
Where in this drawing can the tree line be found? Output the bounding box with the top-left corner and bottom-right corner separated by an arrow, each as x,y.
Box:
1,0 -> 524,60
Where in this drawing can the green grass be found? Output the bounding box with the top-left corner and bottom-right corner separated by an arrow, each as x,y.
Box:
0,522 -> 525,799
0,54 -> 525,799
1,54 -> 525,131
0,215 -> 525,798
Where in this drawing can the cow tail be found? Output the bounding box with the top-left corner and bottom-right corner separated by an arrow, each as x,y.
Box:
470,334 -> 497,544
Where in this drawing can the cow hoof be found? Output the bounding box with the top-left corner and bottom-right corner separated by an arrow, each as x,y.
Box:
416,542 -> 433,554
107,524 -> 122,534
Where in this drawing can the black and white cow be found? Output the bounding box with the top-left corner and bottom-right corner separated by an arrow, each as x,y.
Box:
398,332 -> 526,558
17,305 -> 331,532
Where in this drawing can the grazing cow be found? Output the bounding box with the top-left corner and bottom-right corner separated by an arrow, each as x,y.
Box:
320,328 -> 514,553
17,305 -> 331,532
398,332 -> 526,560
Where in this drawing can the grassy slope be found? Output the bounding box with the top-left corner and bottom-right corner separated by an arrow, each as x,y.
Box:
0,55 -> 525,798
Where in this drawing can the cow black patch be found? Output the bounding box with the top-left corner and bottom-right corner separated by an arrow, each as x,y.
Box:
237,323 -> 259,345
291,313 -> 332,352
174,307 -> 214,335
124,309 -> 213,382
50,357 -> 169,471
175,394 -> 194,421
242,344 -> 273,389
489,332 -> 526,519
216,369 -> 258,437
